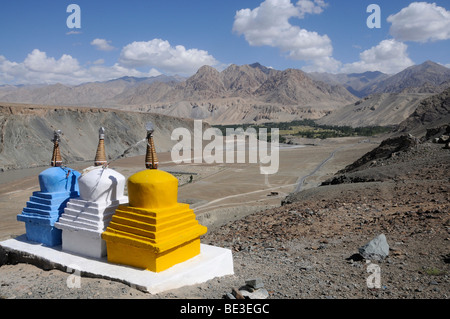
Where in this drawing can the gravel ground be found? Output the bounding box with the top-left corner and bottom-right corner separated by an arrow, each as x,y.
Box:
0,141 -> 449,301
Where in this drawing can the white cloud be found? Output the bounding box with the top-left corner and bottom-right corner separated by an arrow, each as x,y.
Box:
387,2 -> 450,43
23,49 -> 80,74
302,56 -> 342,73
296,0 -> 327,18
93,59 -> 105,65
0,49 -> 161,85
341,39 -> 414,74
233,0 -> 333,61
91,38 -> 116,51
118,39 -> 218,75
1,36 -> 219,85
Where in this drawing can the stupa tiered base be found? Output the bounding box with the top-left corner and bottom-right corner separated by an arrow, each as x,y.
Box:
102,203 -> 207,272
55,198 -> 127,258
17,191 -> 74,246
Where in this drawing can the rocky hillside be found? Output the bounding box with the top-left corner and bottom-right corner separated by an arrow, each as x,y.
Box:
370,61 -> 450,95
315,87 -> 450,187
317,92 -> 431,128
395,86 -> 450,136
125,98 -> 330,125
0,103 -> 204,171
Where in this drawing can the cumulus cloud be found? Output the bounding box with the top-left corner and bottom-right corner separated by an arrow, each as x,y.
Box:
0,49 -> 160,85
296,0 -> 327,18
23,49 -> 80,74
233,0 -> 333,61
0,36 -> 219,85
118,39 -> 218,75
91,38 -> 116,51
302,56 -> 342,73
341,39 -> 414,74
387,2 -> 450,43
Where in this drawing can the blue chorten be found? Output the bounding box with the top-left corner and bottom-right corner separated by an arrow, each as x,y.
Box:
17,130 -> 80,246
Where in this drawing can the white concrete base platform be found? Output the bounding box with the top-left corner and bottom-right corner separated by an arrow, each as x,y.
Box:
0,235 -> 234,294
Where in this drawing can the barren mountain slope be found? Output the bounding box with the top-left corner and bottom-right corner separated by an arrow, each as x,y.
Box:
0,103 -> 204,171
317,93 -> 431,127
308,71 -> 390,98
253,68 -> 357,107
309,61 -> 450,98
0,76 -> 184,107
395,86 -> 450,136
366,61 -> 450,96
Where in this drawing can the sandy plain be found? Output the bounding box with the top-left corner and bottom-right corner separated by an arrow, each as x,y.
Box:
0,136 -> 379,241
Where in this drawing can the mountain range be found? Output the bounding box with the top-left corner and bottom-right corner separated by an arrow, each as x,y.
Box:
309,61 -> 450,98
0,61 -> 449,125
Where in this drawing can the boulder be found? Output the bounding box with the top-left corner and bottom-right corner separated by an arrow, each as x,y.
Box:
359,234 -> 389,261
245,278 -> 264,290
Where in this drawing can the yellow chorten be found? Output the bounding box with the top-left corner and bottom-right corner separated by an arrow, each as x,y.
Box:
102,123 -> 207,272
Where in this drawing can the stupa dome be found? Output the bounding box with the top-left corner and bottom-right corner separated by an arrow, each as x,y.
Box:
38,167 -> 80,194
126,123 -> 178,209
78,166 -> 126,204
127,169 -> 178,209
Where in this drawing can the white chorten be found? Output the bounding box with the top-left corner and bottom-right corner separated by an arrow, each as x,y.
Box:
55,128 -> 128,258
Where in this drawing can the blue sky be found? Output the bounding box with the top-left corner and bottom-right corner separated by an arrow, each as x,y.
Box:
0,0 -> 449,85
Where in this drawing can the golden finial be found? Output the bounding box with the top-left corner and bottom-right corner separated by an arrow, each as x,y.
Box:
51,130 -> 62,167
94,127 -> 107,167
145,122 -> 158,169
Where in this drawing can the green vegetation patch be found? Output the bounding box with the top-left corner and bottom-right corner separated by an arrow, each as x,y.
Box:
213,119 -> 392,141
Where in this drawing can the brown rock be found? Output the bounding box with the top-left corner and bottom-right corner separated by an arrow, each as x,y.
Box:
232,287 -> 245,300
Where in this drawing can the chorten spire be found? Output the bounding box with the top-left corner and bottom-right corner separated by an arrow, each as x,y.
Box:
145,122 -> 158,169
51,130 -> 62,167
94,127 -> 107,167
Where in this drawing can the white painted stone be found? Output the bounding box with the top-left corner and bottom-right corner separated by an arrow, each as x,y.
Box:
0,236 -> 234,294
61,229 -> 105,259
